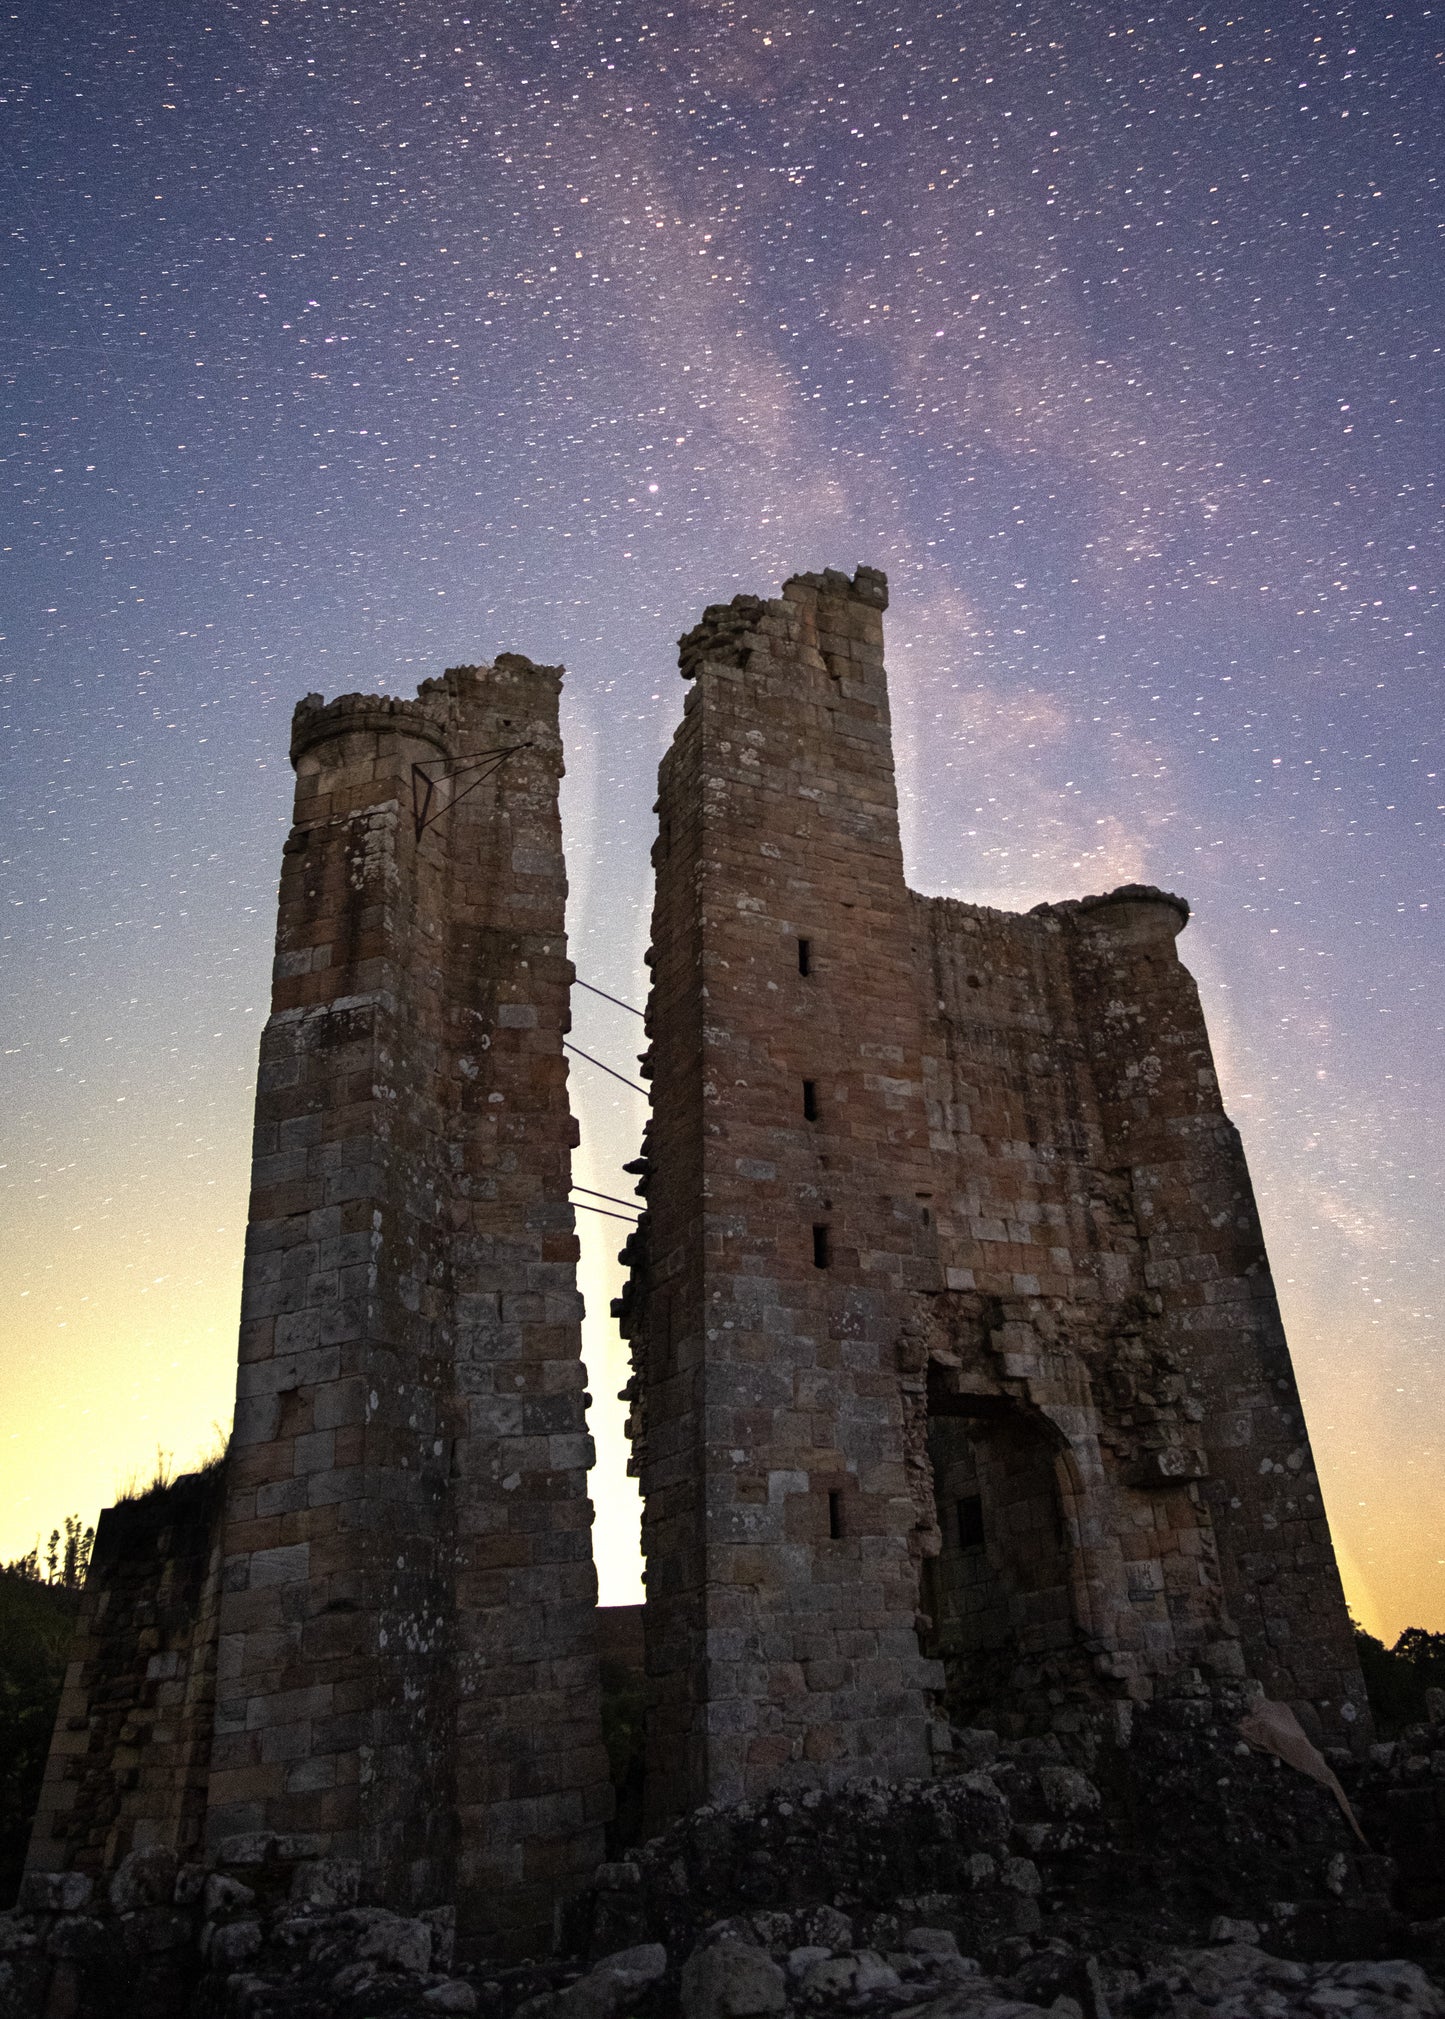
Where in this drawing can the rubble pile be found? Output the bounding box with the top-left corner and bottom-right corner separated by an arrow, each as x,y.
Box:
2,1695 -> 1442,2019
1356,1696 -> 1445,1927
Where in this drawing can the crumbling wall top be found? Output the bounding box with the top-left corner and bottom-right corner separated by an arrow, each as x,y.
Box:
290,657 -> 563,766
781,563 -> 889,609
675,565 -> 889,680
290,689 -> 451,765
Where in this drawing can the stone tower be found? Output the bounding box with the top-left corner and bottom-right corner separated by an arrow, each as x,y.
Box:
619,566 -> 1366,1832
24,573 -> 1370,1955
206,661 -> 609,1950
618,567 -> 948,1829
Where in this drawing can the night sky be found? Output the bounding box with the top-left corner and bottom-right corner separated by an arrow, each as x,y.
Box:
3,0 -> 1441,1634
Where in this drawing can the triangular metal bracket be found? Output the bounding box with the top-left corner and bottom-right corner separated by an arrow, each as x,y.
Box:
411,743 -> 531,839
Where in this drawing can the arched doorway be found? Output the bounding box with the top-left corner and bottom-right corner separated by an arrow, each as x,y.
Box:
919,1377 -> 1085,1725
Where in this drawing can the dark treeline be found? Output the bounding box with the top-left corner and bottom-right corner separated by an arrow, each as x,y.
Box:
1354,1624 -> 1445,1736
5,1514 -> 93,1594
1,1518 -> 90,1908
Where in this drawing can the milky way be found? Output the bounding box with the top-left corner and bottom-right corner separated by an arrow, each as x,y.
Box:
2,0 -> 1441,1632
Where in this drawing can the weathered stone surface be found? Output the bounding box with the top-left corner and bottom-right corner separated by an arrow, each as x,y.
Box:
2,1735 -> 1444,2017
17,1872 -> 92,1915
23,662 -> 611,1964
202,662 -> 610,1957
517,1942 -> 669,2019
0,1911 -> 41,1957
1208,1914 -> 1262,1943
680,1935 -> 788,2017
423,1983 -> 480,2014
12,566 -> 1393,2003
22,1476 -> 225,1891
206,1916 -> 262,1967
621,564 -> 1367,1832
110,1847 -> 180,1914
906,1928 -> 964,1957
355,1910 -> 433,1974
288,1858 -> 359,1910
203,1873 -> 256,1918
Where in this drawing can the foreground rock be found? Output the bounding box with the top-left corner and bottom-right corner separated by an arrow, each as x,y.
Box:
4,1695 -> 1444,2017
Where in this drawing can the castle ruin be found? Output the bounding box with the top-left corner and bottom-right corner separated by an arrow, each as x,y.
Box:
24,566 -> 1368,1958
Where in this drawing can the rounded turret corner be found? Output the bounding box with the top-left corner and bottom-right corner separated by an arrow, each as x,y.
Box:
1073,883 -> 1191,946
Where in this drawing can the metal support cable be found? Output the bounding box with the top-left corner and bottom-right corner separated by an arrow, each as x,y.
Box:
574,976 -> 645,1019
572,1183 -> 642,1213
571,1198 -> 641,1225
564,1040 -> 649,1097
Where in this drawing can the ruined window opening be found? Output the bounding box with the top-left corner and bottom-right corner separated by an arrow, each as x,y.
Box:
812,1224 -> 831,1269
828,1489 -> 843,1539
956,1494 -> 985,1550
802,1079 -> 819,1122
920,1394 -> 1082,1727
797,937 -> 812,976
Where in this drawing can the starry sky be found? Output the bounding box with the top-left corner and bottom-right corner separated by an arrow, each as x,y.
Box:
2,0 -> 1440,1635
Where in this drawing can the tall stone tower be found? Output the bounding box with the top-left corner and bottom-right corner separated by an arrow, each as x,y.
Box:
620,567 -> 1366,1833
619,568 -> 947,1829
207,660 -> 610,1951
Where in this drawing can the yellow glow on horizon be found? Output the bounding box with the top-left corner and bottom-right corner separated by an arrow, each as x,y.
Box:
4,1025 -> 1438,1646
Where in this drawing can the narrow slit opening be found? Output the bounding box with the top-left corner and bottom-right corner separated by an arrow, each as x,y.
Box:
812,1224 -> 831,1269
797,937 -> 812,976
802,1079 -> 819,1122
828,1489 -> 843,1540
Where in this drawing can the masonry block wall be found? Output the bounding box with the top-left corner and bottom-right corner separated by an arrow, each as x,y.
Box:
620,566 -> 947,1831
620,567 -> 1365,1829
206,662 -> 609,1951
24,1467 -> 225,1879
26,575 -> 1367,1936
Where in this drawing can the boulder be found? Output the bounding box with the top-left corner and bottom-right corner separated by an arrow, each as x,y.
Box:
289,1857 -> 361,1909
203,1873 -> 256,1918
109,1846 -> 179,1914
517,1942 -> 668,2019
1035,1766 -> 1100,1817
785,1944 -> 832,1979
0,1910 -> 42,1957
905,1928 -> 962,1957
207,1918 -> 263,1968
355,1912 -> 434,1975
681,1936 -> 787,2018
798,1954 -> 858,1999
18,1872 -> 93,1914
1207,1915 -> 1261,1944
423,1982 -> 480,2014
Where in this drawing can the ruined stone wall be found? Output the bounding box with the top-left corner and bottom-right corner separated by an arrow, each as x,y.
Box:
914,890 -> 1238,1712
1056,890 -> 1365,1729
205,662 -> 609,1953
24,1467 -> 225,1879
621,568 -> 946,1831
624,565 -> 1366,1826
23,573 -> 1366,1961
916,887 -> 1363,1734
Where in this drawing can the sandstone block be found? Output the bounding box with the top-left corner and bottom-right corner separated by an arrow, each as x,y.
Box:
356,1911 -> 433,1974
109,1846 -> 178,1914
18,1871 -> 92,1914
